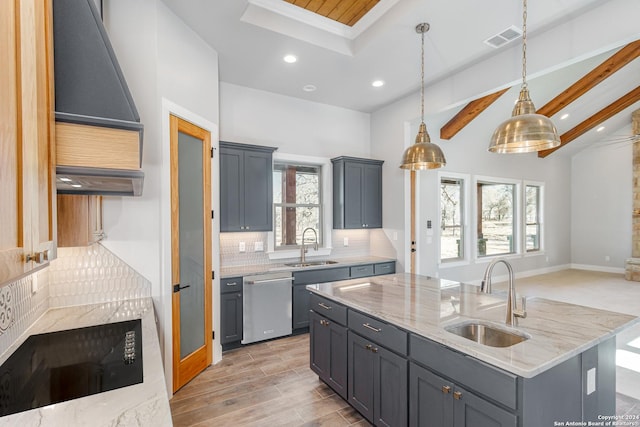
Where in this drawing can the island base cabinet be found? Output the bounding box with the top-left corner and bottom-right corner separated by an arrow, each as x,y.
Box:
348,331 -> 407,426
309,311 -> 348,399
410,362 -> 516,427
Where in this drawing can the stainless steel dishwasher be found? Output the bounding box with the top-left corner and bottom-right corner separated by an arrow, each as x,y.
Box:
242,271 -> 293,344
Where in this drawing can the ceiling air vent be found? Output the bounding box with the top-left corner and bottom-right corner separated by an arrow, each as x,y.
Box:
484,25 -> 522,48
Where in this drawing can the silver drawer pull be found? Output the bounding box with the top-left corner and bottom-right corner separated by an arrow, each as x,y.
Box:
226,282 -> 237,286
362,323 -> 382,333
245,277 -> 294,285
318,302 -> 332,310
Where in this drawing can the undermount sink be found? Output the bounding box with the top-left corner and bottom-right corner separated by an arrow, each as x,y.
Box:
284,260 -> 339,268
445,321 -> 529,348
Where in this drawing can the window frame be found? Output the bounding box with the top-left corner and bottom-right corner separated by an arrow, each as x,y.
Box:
523,181 -> 544,255
473,175 -> 522,261
438,172 -> 470,267
267,153 -> 333,259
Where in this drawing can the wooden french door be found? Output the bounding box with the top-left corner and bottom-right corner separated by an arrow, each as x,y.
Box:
170,114 -> 212,393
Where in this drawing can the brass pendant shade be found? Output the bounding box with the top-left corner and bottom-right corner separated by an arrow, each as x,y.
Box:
400,23 -> 446,170
489,0 -> 560,154
400,123 -> 446,169
488,87 -> 560,153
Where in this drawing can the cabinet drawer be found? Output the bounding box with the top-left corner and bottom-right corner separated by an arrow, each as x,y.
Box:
348,310 -> 407,356
294,267 -> 350,285
350,264 -> 374,278
374,262 -> 395,275
310,293 -> 347,325
410,334 -> 518,410
221,277 -> 242,294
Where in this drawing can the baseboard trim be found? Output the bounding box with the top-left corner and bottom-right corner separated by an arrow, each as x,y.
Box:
570,264 -> 626,274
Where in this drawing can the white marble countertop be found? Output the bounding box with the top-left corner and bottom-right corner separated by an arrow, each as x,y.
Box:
0,298 -> 172,427
308,273 -> 639,378
221,255 -> 396,278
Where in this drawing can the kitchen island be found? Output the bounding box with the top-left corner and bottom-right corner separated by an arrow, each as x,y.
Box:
0,298 -> 172,427
307,273 -> 639,427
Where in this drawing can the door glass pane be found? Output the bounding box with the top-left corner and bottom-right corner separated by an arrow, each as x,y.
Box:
178,131 -> 205,358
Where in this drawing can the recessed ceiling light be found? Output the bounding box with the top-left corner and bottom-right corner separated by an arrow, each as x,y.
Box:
371,80 -> 385,88
59,177 -> 72,182
596,126 -> 605,132
303,84 -> 316,92
71,184 -> 82,188
560,113 -> 569,120
283,54 -> 297,63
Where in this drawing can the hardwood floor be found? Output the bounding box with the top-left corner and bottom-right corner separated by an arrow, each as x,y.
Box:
170,334 -> 370,426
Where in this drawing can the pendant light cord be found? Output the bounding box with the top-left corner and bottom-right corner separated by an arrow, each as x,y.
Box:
521,0 -> 528,89
420,28 -> 425,123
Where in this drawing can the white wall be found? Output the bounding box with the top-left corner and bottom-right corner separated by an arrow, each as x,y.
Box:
103,0 -> 220,394
220,82 -> 370,158
571,129 -> 633,271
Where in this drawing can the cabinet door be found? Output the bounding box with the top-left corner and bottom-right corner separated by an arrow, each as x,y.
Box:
453,386 -> 517,427
220,292 -> 243,344
243,150 -> 272,231
374,344 -> 408,427
348,331 -> 375,423
343,162 -> 364,229
362,163 -> 382,228
310,311 -> 348,400
292,285 -> 311,329
220,146 -> 244,232
410,362 -> 454,427
310,311 -> 330,377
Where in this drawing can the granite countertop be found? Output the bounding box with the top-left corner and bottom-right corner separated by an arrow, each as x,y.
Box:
0,298 -> 172,427
307,273 -> 639,378
220,255 -> 396,278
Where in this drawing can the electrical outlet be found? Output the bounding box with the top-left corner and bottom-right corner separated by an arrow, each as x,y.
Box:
255,241 -> 264,252
239,242 -> 246,252
343,237 -> 349,246
393,231 -> 398,241
605,255 -> 610,262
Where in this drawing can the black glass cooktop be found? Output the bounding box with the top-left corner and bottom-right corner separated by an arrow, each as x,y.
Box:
0,319 -> 143,417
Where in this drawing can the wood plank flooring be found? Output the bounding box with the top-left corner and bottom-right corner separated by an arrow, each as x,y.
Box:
170,334 -> 370,426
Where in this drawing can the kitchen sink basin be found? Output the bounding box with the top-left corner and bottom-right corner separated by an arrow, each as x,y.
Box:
445,321 -> 529,348
284,260 -> 339,268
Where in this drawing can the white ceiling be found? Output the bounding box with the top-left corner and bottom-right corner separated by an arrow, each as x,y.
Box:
160,0 -> 640,155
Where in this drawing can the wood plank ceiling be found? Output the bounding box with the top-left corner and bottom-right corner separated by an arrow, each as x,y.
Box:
439,39 -> 640,156
284,0 -> 380,26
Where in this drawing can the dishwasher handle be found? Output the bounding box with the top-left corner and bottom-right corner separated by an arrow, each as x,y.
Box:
245,277 -> 294,285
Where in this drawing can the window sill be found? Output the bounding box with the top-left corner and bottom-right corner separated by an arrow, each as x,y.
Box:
439,259 -> 470,269
267,247 -> 332,261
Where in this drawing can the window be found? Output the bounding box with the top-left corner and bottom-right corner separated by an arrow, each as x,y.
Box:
440,177 -> 464,261
525,184 -> 542,252
477,181 -> 516,257
273,163 -> 322,249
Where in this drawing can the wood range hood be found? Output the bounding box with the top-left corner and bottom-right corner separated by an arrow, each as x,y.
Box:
53,0 -> 143,196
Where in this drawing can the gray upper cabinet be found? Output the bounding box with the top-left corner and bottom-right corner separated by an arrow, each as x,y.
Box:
220,142 -> 276,232
332,157 -> 384,229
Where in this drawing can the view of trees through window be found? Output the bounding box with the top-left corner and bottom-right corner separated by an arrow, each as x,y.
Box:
525,185 -> 541,252
273,163 -> 321,248
440,178 -> 464,260
478,182 -> 515,256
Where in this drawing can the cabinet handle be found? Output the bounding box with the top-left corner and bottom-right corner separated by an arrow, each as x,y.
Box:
246,226 -> 250,230
237,293 -> 242,298
371,347 -> 378,353
320,319 -> 330,326
442,385 -> 451,394
365,344 -> 372,350
453,391 -> 462,400
226,282 -> 237,286
25,251 -> 49,264
240,226 -> 245,230
318,303 -> 332,310
362,323 -> 382,333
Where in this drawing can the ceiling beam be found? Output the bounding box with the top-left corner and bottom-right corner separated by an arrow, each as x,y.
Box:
537,40 -> 640,117
538,85 -> 640,158
440,88 -> 510,140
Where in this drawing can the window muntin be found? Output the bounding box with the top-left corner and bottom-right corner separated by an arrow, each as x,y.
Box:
477,181 -> 516,257
525,185 -> 541,252
273,163 -> 322,248
440,177 -> 464,261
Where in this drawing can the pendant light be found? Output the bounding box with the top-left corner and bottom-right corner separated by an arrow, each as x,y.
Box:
488,0 -> 560,153
400,23 -> 446,170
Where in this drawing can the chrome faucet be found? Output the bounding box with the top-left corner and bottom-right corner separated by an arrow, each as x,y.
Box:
481,259 -> 527,326
300,227 -> 318,263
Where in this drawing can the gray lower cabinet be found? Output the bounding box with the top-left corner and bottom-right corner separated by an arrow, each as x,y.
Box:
309,310 -> 348,399
348,331 -> 408,427
220,277 -> 243,346
292,284 -> 312,329
292,267 -> 350,330
332,157 -> 384,229
220,141 -> 276,232
410,362 -> 516,427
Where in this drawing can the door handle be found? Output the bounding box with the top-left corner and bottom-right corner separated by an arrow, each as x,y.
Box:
173,284 -> 191,293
